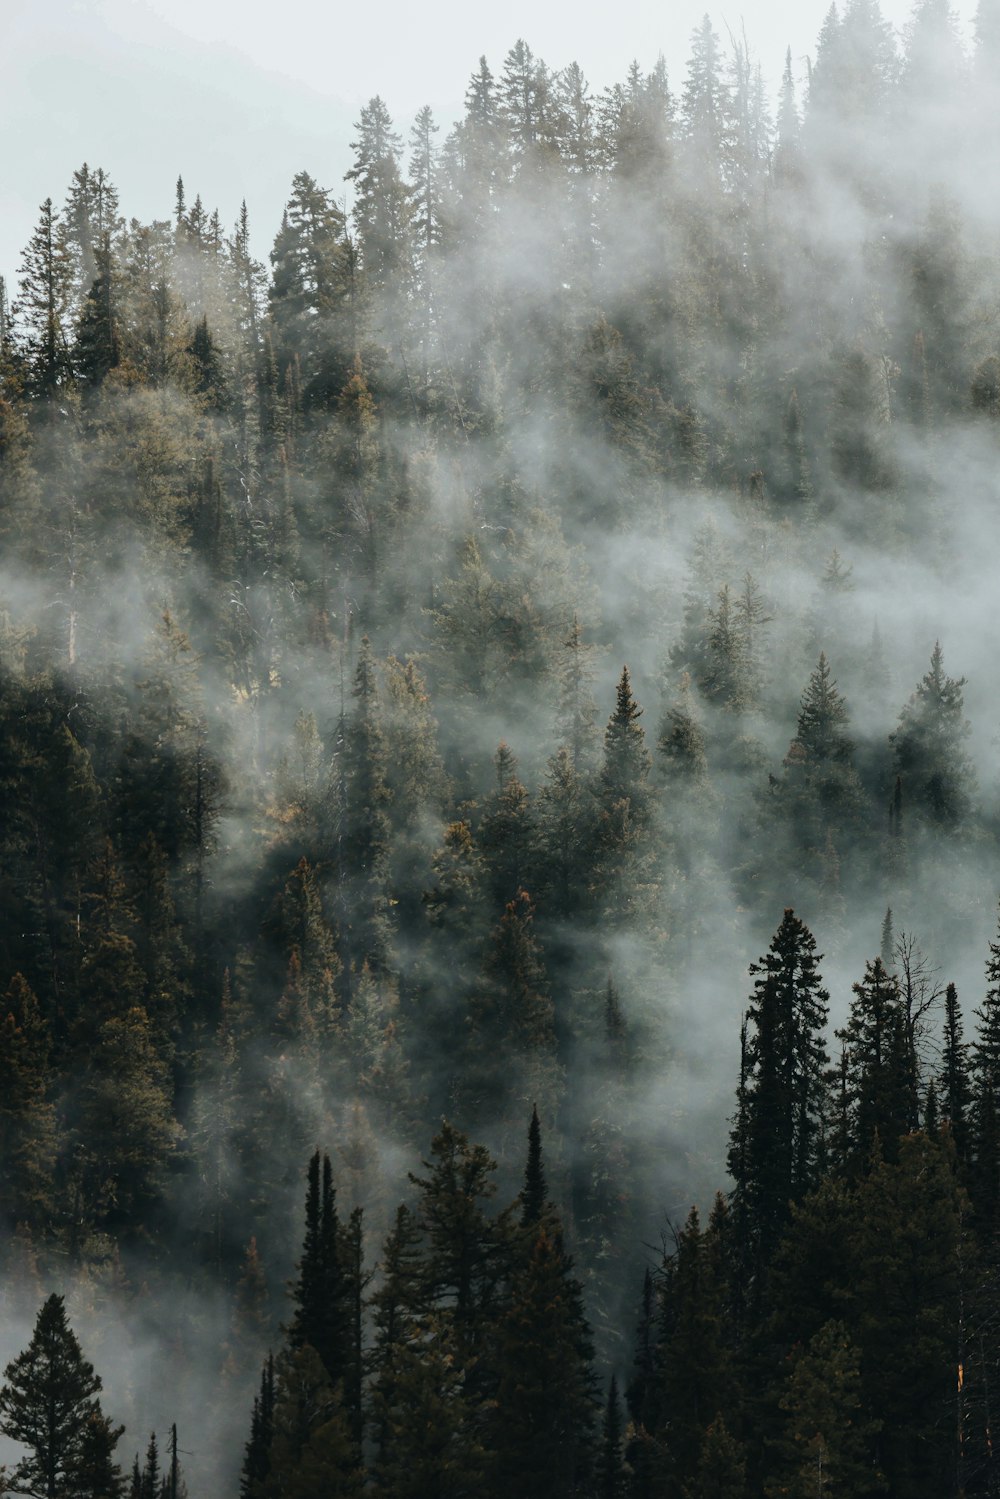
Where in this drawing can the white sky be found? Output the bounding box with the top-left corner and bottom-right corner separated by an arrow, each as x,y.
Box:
1,0 -> 976,290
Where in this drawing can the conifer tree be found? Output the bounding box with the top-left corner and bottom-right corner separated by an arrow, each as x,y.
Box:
681,15 -> 729,180
334,636 -> 394,982
837,956 -> 915,1166
77,1005 -> 181,1228
407,1120 -> 513,1363
346,97 -> 413,315
770,1320 -> 880,1498
478,742 -> 535,909
0,973 -> 57,1230
599,665 -> 653,866
240,1354 -> 276,1499
289,1152 -> 352,1392
597,1376 -> 625,1499
728,910 -> 830,1275
971,906 -> 1000,1229
268,172 -> 350,400
940,980 -> 970,1157
16,199 -> 73,398
890,641 -> 975,832
0,1294 -> 124,1499
489,1109 -> 596,1499
687,1416 -> 747,1499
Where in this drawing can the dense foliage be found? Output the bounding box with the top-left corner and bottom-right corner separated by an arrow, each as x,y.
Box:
3,0 -> 1000,1492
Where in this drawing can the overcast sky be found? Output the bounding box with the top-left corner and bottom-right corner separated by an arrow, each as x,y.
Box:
2,0 -> 975,290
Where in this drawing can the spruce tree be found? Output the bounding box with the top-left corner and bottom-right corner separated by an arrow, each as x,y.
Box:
728,910 -> 830,1276
0,1295 -> 124,1499
489,1110 -> 596,1499
837,956 -> 915,1167
890,641 -> 975,832
289,1152 -> 352,1393
971,906 -> 1000,1229
16,199 -> 73,398
940,980 -> 970,1157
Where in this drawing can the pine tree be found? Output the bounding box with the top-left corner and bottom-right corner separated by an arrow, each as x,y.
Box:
851,1132 -> 965,1497
940,980 -> 970,1158
240,1354 -> 276,1499
890,641 -> 975,832
681,15 -> 729,181
596,1376 -> 625,1499
268,172 -> 350,401
521,1103 -> 548,1227
535,745 -> 591,919
769,1320 -> 881,1497
346,97 -> 413,314
489,1109 -> 596,1498
465,891 -> 561,1147
601,665 -> 652,818
779,655 -> 864,868
971,906 -> 1000,1229
334,636 -> 394,981
687,1416 -> 747,1499
728,910 -> 830,1276
0,1295 -> 124,1499
407,1120 -> 513,1363
258,1345 -> 361,1499
289,1152 -> 349,1388
837,957 -> 915,1166
701,586 -> 751,714
773,49 -> 801,187
77,1006 -> 181,1228
408,105 -> 440,397
16,199 -> 73,398
554,615 -> 598,771
0,973 -> 57,1230
478,742 -> 535,909
368,1203 -> 425,1471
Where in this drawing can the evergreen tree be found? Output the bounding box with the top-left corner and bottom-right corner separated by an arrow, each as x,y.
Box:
837,957 -> 915,1166
478,742 -> 535,909
654,1204 -> 739,1483
240,1354 -> 276,1499
971,905 -> 1000,1229
940,980 -> 970,1157
268,172 -> 350,400
769,1320 -> 881,1497
596,1376 -> 625,1499
489,1109 -> 596,1499
0,973 -> 57,1230
334,636 -> 394,981
681,15 -> 729,180
890,641 -> 975,832
346,97 -> 413,314
0,1295 -> 124,1499
16,199 -> 73,397
600,665 -> 652,820
728,910 -> 830,1275
289,1151 -> 355,1401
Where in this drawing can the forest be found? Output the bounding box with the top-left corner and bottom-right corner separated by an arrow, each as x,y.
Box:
1,0 -> 1000,1492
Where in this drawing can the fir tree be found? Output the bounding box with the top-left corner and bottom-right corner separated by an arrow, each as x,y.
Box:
728,910 -> 830,1276
890,641 -> 975,832
0,1295 -> 124,1499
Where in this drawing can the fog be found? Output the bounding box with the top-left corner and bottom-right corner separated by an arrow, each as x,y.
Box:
2,1 -> 1000,1487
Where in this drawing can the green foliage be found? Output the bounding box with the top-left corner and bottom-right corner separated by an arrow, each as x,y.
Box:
0,1294 -> 124,1499
890,641 -> 975,832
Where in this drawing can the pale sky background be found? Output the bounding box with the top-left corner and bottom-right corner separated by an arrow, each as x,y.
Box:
2,0 -> 976,291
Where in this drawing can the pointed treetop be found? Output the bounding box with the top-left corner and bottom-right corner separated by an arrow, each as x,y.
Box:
521,1104 -> 548,1227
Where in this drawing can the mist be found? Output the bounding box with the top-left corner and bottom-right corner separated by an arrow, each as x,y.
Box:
1,4 -> 1000,1493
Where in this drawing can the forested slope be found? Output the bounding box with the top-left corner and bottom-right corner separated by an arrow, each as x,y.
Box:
2,1 -> 1000,1493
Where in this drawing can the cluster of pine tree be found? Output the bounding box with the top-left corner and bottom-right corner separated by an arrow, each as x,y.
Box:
225,912 -> 1000,1497
2,0 -> 1000,1490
